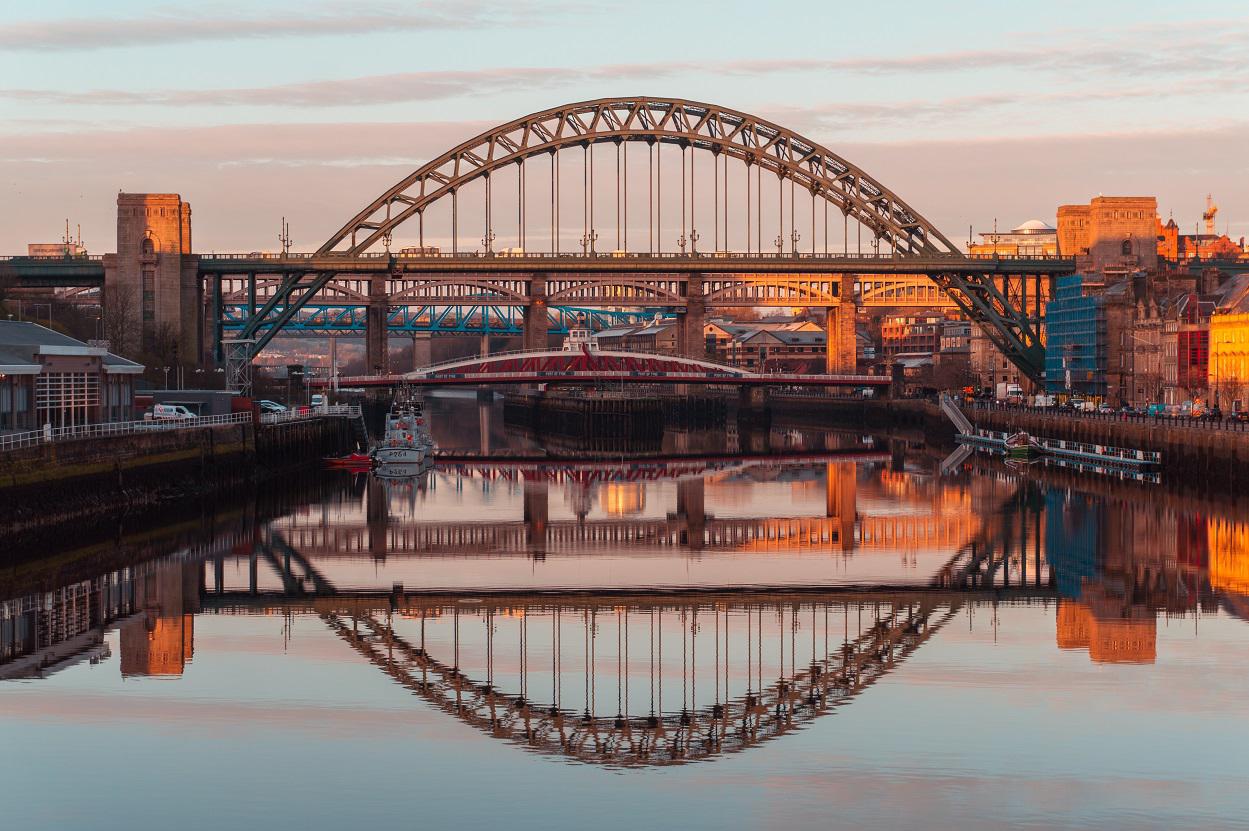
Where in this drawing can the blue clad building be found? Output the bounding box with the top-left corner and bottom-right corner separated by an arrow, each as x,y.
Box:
1044,274 -> 1106,397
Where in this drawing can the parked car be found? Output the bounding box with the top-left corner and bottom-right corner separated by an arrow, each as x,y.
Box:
1097,402 -> 1114,414
311,393 -> 327,408
1146,403 -> 1169,418
145,404 -> 196,421
1065,398 -> 1086,412
1233,410 -> 1249,423
256,400 -> 286,414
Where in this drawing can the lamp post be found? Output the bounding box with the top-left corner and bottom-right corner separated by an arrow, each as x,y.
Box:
162,366 -> 170,389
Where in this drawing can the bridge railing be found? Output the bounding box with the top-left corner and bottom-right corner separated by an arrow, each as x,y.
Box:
0,254 -> 106,262
0,411 -> 253,452
194,251 -> 1075,263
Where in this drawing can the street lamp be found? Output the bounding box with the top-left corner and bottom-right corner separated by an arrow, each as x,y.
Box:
162,366 -> 170,389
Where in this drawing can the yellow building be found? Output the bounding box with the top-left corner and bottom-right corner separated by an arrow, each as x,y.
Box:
1208,516 -> 1249,597
1209,278 -> 1249,412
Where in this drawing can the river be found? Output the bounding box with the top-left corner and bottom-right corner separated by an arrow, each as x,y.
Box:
2,395 -> 1247,830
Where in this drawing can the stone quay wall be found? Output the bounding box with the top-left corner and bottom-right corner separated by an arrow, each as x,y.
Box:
968,406 -> 1249,489
0,417 -> 354,533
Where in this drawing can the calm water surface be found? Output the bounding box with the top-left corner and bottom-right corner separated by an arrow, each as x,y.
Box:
3,396 -> 1248,830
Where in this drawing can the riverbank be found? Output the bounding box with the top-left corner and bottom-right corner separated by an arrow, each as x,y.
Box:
0,416 -> 356,536
966,405 -> 1249,489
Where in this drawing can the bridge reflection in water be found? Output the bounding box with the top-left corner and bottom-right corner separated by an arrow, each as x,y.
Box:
316,594 -> 960,767
6,457 -> 1249,770
262,459 -> 988,571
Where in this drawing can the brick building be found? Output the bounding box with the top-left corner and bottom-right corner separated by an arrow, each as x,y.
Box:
879,310 -> 945,361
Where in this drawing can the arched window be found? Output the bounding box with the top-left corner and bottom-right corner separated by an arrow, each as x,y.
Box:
1121,238 -> 1133,256
141,236 -> 155,255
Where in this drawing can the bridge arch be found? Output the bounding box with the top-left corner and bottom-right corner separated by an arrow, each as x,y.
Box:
318,97 -> 960,257
389,278 -> 528,305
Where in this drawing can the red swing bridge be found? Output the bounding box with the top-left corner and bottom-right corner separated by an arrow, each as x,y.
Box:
314,347 -> 891,389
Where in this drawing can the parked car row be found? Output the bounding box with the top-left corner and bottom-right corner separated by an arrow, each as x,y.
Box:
973,394 -> 1249,423
141,399 -> 321,421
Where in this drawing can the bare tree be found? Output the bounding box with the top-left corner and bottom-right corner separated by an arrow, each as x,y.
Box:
104,283 -> 139,357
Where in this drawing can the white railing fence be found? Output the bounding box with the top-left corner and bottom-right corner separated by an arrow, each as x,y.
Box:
258,404 -> 361,424
0,405 -> 362,452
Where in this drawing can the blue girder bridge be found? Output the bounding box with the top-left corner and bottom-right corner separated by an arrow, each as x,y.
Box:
219,303 -> 665,337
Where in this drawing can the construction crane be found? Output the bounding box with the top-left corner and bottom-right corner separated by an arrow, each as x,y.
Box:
1204,194 -> 1219,236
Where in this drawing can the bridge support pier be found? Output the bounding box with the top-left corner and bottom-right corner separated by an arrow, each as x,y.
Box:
410,333 -> 432,370
826,462 -> 856,551
739,384 -> 769,410
678,273 -> 706,360
523,274 -> 549,351
825,298 -> 857,374
676,478 -> 705,551
366,276 -> 391,376
523,477 -> 549,558
367,475 -> 389,558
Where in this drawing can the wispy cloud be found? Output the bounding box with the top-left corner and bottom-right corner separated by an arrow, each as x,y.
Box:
765,82 -> 1234,134
0,1 -> 532,51
4,22 -> 1248,110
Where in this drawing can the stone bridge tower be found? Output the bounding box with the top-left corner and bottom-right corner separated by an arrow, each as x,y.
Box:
103,193 -> 201,362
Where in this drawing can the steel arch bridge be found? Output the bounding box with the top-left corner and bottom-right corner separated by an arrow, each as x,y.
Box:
320,97 -> 956,257
214,97 -> 1068,390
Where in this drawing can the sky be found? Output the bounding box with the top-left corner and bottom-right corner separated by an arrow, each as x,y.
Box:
2,0 -> 1248,253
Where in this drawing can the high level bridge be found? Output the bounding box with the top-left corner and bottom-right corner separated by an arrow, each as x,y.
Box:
1,97 -> 1071,390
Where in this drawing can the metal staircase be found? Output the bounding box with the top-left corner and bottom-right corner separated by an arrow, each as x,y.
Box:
939,394 -> 975,435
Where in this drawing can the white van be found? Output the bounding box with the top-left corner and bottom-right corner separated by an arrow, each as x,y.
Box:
145,404 -> 196,421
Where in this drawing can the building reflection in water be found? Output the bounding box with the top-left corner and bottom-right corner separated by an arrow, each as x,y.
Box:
0,559 -> 200,680
119,562 -> 198,677
5,458 -> 1249,766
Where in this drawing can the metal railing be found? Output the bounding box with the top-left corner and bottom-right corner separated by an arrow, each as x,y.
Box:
0,254 -> 105,262
259,404 -> 362,424
194,250 -> 1073,263
0,411 -> 252,452
0,405 -> 365,452
968,400 -> 1249,433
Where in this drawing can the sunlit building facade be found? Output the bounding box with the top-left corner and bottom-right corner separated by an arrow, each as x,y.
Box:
1208,278 -> 1249,412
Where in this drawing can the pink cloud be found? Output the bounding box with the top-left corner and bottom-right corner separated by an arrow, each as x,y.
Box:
0,1 -> 534,51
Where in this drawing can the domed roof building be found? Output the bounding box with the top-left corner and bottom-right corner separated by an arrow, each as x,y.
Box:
1012,219 -> 1056,234
968,218 -> 1059,257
